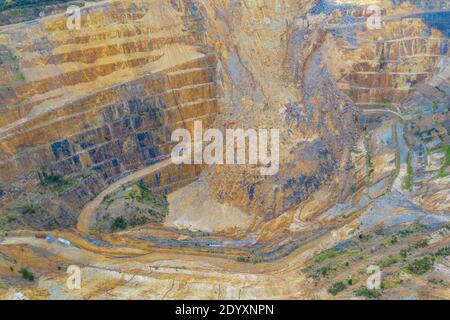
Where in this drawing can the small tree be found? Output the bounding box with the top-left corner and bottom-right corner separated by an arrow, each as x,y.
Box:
19,268 -> 35,282
111,217 -> 127,232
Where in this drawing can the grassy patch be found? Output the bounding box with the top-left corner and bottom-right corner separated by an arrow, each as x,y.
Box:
314,247 -> 340,264
382,274 -> 403,289
379,255 -> 399,268
381,235 -> 398,246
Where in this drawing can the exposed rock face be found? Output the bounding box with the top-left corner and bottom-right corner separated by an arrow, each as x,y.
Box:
330,17 -> 449,110
0,0 -> 449,301
170,0 -> 361,226
0,0 -> 218,228
168,0 -> 449,230
0,0 -> 448,232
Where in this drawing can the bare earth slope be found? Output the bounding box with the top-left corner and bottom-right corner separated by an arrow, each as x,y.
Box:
0,0 -> 449,300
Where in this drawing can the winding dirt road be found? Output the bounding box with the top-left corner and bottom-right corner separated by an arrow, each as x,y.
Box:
76,158 -> 173,233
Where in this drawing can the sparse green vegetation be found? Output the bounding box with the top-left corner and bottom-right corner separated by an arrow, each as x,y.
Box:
382,235 -> 398,246
434,246 -> 450,257
40,172 -> 77,195
400,240 -> 428,258
398,224 -> 425,238
412,239 -> 429,249
124,184 -> 169,219
128,215 -> 149,228
14,71 -> 24,81
382,274 -> 403,289
400,248 -> 409,258
314,247 -> 340,264
428,278 -> 449,287
19,267 -> 35,282
354,287 -> 382,299
237,256 -> 250,263
438,143 -> 449,177
358,234 -> 372,242
316,265 -> 335,278
402,151 -> 413,191
16,203 -> 45,216
101,183 -> 170,232
406,257 -> 434,275
236,254 -> 263,264
111,217 -> 127,232
0,0 -> 75,11
365,135 -> 374,184
124,185 -> 140,199
389,235 -> 398,245
328,281 -> 348,296
400,238 -> 429,258
379,99 -> 392,105
302,245 -> 362,280
379,255 -> 398,268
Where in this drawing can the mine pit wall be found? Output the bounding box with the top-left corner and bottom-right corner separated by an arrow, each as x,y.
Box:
0,0 -> 219,227
140,163 -> 205,194
334,18 -> 450,111
0,1 -> 208,128
0,54 -> 218,177
0,58 -> 219,208
0,35 -> 203,124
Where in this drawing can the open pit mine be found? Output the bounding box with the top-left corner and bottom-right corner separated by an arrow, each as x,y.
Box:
0,0 -> 449,300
